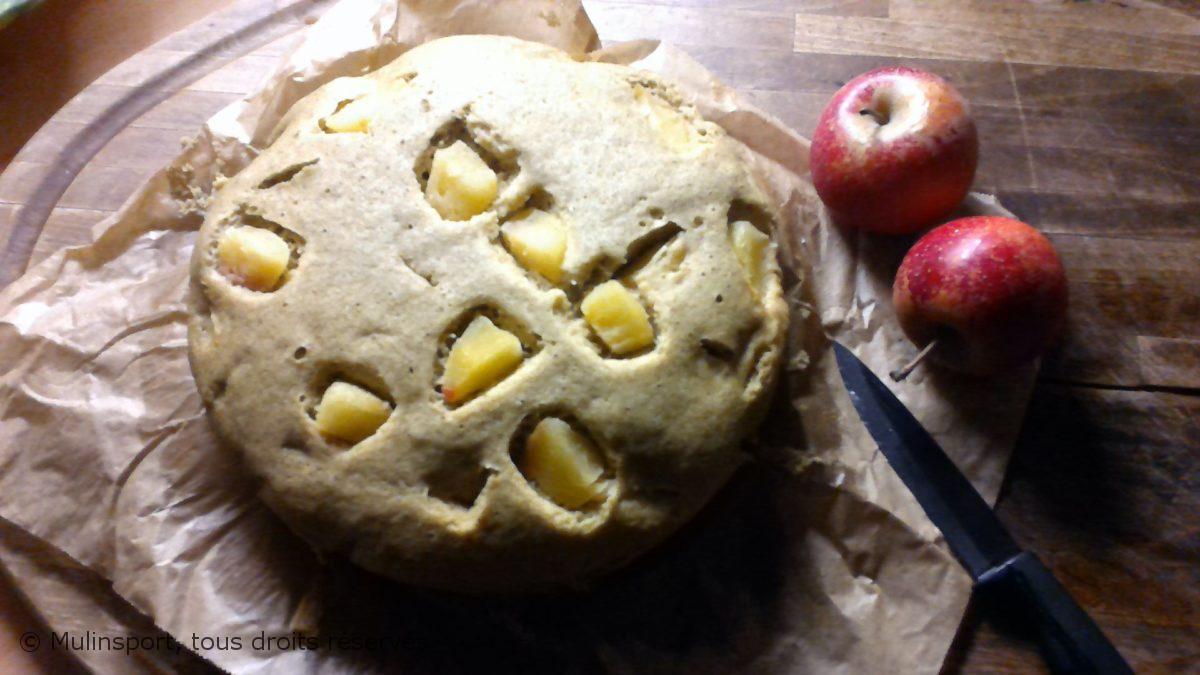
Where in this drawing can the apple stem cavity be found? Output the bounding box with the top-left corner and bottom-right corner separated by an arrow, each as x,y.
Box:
889,339 -> 938,382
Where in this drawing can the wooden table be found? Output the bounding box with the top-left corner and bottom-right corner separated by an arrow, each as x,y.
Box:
1,1 -> 1197,672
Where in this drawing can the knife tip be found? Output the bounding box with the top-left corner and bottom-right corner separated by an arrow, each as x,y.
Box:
831,341 -> 853,367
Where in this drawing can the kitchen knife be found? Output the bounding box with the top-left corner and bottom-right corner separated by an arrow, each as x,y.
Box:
832,342 -> 1131,674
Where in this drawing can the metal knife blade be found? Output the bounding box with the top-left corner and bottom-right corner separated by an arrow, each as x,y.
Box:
832,342 -> 1132,674
831,341 -> 1020,579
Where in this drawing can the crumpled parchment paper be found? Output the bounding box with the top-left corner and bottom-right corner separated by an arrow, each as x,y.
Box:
0,1 -> 1035,673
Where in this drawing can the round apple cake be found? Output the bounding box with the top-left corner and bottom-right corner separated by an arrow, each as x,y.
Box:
187,35 -> 788,592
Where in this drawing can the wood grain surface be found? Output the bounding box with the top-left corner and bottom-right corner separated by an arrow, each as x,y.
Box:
0,0 -> 1197,672
0,0 -> 238,170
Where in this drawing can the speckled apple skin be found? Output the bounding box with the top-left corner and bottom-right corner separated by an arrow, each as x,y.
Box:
810,66 -> 978,235
893,216 -> 1068,374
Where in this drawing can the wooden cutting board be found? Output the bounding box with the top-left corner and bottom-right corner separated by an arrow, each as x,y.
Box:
1,1 -> 1197,672
0,4 -> 330,672
0,0 -> 327,283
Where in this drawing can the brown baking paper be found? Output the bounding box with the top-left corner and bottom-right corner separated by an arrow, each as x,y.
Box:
0,1 -> 1035,672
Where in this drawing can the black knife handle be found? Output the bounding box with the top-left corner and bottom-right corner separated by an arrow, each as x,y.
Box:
977,552 -> 1132,674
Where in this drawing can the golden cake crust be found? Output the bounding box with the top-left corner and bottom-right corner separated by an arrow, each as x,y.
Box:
187,35 -> 788,592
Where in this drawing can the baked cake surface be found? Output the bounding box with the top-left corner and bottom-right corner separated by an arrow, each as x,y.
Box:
187,35 -> 788,592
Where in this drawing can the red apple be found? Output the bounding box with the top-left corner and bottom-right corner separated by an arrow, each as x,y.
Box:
811,66 -> 978,234
892,216 -> 1068,376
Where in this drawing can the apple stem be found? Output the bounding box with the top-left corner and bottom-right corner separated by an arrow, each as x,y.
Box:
890,340 -> 937,382
859,108 -> 888,126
